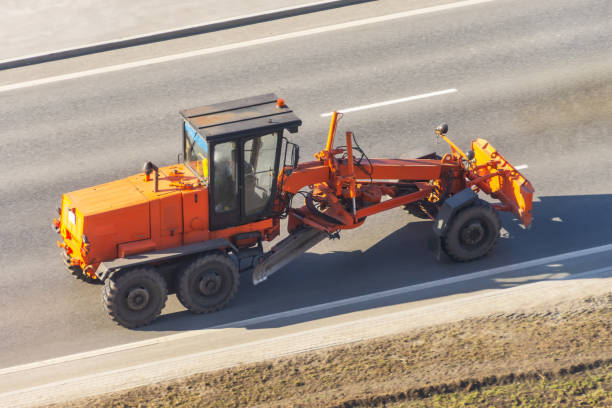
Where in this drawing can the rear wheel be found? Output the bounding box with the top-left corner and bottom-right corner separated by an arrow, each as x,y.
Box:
441,199 -> 500,262
103,267 -> 167,328
177,253 -> 239,314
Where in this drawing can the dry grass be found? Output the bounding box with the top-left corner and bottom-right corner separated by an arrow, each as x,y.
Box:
385,364 -> 612,408
50,294 -> 611,408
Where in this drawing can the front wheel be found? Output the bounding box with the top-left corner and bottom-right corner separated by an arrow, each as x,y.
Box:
441,200 -> 500,262
177,253 -> 239,314
102,267 -> 168,328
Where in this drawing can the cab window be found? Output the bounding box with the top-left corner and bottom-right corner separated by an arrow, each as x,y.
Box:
184,122 -> 208,180
243,133 -> 279,217
212,141 -> 238,213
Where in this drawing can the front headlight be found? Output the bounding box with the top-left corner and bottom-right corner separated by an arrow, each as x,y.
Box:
67,208 -> 76,225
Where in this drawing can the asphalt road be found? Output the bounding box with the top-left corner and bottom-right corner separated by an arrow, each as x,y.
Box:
0,0 -> 611,371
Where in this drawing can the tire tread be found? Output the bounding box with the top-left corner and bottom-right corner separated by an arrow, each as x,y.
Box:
441,199 -> 500,262
177,253 -> 239,314
102,267 -> 167,328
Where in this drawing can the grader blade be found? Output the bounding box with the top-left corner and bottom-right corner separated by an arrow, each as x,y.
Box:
471,138 -> 535,227
252,228 -> 327,285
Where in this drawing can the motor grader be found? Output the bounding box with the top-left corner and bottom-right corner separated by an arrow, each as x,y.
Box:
53,93 -> 534,328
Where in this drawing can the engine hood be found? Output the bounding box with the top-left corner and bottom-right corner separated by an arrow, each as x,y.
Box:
66,178 -> 149,217
59,164 -> 204,269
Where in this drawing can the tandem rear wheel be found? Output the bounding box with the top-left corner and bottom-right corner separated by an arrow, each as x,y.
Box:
103,267 -> 168,329
441,199 -> 501,262
177,253 -> 239,314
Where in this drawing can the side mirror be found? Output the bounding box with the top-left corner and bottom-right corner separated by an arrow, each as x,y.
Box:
291,144 -> 300,168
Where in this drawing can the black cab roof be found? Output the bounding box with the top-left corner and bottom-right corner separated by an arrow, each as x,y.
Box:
180,93 -> 302,143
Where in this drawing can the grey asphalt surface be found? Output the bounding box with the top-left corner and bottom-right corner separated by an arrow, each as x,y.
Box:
0,0 -> 611,369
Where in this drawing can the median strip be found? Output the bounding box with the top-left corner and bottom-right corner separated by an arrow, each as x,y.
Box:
0,0 -> 497,93
0,0 -> 372,71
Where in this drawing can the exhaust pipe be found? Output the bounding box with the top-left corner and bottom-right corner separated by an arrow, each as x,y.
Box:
143,161 -> 159,192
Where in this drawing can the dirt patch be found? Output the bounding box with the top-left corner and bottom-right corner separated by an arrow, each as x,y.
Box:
48,293 -> 611,408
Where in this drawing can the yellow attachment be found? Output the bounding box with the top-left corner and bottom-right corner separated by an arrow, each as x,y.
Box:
440,133 -> 468,160
471,138 -> 534,227
325,111 -> 340,152
315,111 -> 342,164
201,158 -> 209,178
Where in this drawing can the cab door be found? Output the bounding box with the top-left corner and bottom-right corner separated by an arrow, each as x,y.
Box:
210,140 -> 240,230
209,132 -> 281,230
241,132 -> 281,223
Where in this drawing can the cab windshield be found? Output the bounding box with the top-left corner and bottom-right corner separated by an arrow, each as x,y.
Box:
184,122 -> 208,180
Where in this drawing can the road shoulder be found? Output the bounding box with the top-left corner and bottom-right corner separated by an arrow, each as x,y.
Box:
2,268 -> 610,407
49,291 -> 612,407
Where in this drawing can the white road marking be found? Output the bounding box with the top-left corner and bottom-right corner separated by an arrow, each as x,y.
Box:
0,0 -> 496,93
515,164 -> 529,170
1,241 -> 612,376
320,88 -> 458,116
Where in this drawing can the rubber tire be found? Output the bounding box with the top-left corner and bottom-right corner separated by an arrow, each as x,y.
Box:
177,253 -> 239,314
441,199 -> 501,262
102,268 -> 168,329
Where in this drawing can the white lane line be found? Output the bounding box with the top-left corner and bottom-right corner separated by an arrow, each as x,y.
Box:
1,241 -> 612,376
3,266 -> 611,407
0,0 -> 496,93
320,88 -> 458,116
515,164 -> 529,170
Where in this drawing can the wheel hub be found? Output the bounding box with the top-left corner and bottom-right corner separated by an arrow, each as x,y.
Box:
461,222 -> 485,245
199,272 -> 222,296
126,287 -> 150,311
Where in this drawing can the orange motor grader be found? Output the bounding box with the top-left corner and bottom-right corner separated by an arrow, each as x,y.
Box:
53,93 -> 534,328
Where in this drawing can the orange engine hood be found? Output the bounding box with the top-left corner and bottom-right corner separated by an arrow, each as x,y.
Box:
60,164 -> 206,267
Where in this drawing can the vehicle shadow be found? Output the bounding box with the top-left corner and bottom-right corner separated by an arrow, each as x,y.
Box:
143,194 -> 612,332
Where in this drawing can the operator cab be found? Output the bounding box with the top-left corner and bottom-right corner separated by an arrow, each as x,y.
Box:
180,93 -> 301,230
